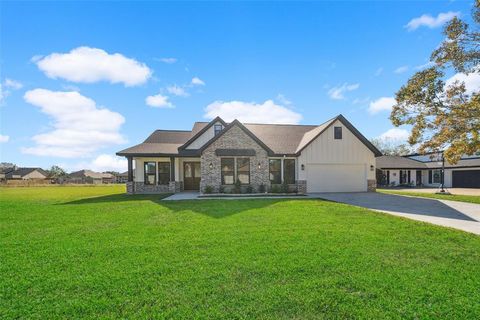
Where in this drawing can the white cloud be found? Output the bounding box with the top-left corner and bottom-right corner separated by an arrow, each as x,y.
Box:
4,78 -> 23,90
191,77 -> 205,86
22,89 -> 125,158
145,93 -> 174,108
276,94 -> 292,106
204,99 -> 302,124
327,83 -> 360,100
0,134 -> 9,143
394,65 -> 409,74
374,68 -> 383,76
379,128 -> 410,142
368,97 -> 396,114
445,71 -> 480,95
405,11 -> 460,31
167,85 -> 189,97
90,154 -> 127,172
35,47 -> 152,86
157,57 -> 177,64
0,78 -> 23,104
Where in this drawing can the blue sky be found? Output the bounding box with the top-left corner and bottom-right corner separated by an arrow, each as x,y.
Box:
0,1 -> 475,172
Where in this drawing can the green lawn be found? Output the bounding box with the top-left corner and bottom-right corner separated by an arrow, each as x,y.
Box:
378,188 -> 480,204
1,186 -> 480,319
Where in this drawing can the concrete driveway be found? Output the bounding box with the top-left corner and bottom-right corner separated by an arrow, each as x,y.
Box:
311,192 -> 480,235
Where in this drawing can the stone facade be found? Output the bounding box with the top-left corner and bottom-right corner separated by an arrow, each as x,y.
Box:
126,181 -> 134,194
200,125 -> 271,193
367,179 -> 376,192
169,181 -> 183,193
133,182 -> 170,194
296,180 -> 307,194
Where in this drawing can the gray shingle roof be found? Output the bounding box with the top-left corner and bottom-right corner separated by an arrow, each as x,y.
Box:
376,156 -> 427,169
117,115 -> 381,157
5,167 -> 48,178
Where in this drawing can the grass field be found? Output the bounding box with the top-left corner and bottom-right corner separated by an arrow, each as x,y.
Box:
1,186 -> 480,319
378,189 -> 480,204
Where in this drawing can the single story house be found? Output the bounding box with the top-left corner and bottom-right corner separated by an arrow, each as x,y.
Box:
376,152 -> 480,188
4,167 -> 49,180
114,171 -> 130,184
117,114 -> 381,194
68,170 -> 115,184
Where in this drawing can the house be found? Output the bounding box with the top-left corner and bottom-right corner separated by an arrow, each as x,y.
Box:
376,152 -> 480,188
114,171 -> 130,184
4,167 -> 49,180
0,167 -> 15,181
116,115 -> 381,194
68,170 -> 115,184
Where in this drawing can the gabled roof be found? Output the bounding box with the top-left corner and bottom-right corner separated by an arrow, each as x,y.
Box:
69,170 -> 113,179
376,156 -> 427,169
116,114 -> 382,157
294,115 -> 382,157
6,167 -> 48,178
179,116 -> 227,150
198,119 -> 275,155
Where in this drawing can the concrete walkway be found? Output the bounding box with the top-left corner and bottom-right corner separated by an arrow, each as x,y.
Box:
313,192 -> 480,235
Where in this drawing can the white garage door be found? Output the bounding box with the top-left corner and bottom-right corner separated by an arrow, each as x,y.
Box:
307,164 -> 367,192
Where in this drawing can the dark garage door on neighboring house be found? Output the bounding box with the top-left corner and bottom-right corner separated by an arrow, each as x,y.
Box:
452,170 -> 480,188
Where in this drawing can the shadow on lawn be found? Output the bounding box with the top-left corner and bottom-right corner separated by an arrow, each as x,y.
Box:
60,193 -> 293,218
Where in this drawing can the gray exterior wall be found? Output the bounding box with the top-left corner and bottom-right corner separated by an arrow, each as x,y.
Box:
200,125 -> 270,193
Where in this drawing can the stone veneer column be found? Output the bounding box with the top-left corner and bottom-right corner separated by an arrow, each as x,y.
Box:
296,180 -> 307,194
367,179 -> 376,192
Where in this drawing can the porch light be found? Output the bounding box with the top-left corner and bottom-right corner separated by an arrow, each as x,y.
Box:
209,162 -> 213,170
301,164 -> 305,171
257,162 -> 261,169
370,165 -> 374,171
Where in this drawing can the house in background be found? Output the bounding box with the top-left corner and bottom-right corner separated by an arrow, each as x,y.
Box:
376,152 -> 480,188
117,114 -> 381,194
68,170 -> 115,184
114,171 -> 130,184
4,167 -> 49,181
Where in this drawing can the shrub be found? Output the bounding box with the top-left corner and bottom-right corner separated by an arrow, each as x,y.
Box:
246,185 -> 254,194
204,185 -> 213,194
259,184 -> 266,193
218,185 -> 225,193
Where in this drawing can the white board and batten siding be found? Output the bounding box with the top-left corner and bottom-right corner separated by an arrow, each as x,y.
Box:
297,120 -> 376,192
185,122 -> 223,149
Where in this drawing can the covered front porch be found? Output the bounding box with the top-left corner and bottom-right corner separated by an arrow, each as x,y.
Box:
125,156 -> 201,194
380,168 -> 444,188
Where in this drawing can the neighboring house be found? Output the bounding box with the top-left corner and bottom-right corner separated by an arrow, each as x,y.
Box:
114,171 -> 130,184
117,115 -> 381,194
68,170 -> 115,184
5,167 -> 49,180
376,152 -> 480,188
0,167 -> 15,181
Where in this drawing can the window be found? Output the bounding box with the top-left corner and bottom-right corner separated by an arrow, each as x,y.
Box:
158,162 -> 170,185
400,170 -> 407,184
221,158 -> 235,185
334,126 -> 342,139
214,124 -> 223,136
269,159 -> 281,184
283,159 -> 296,184
433,169 -> 442,184
144,162 -> 156,185
237,158 -> 250,184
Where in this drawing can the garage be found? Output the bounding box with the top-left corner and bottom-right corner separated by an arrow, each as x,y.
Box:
306,164 -> 367,192
452,170 -> 480,188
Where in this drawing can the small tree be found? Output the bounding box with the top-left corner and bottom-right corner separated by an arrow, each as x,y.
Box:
47,165 -> 67,179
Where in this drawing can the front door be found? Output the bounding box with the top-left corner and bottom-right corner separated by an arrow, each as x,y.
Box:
183,162 -> 201,190
416,170 -> 422,186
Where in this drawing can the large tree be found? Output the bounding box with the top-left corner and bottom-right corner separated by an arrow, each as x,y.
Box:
370,138 -> 412,156
390,1 -> 480,164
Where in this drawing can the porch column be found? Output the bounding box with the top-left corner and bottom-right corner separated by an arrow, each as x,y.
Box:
170,156 -> 175,181
127,157 -> 133,182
